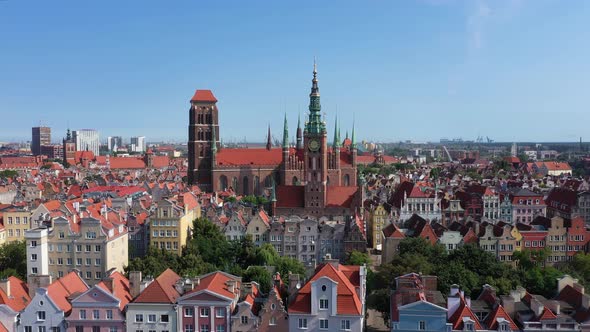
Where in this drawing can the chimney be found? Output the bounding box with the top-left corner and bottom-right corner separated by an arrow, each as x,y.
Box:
27,275 -> 52,298
183,278 -> 194,294
501,296 -> 515,317
129,271 -> 142,298
226,280 -> 236,294
324,254 -> 339,269
450,284 -> 460,296
0,279 -> 10,297
466,296 -> 471,308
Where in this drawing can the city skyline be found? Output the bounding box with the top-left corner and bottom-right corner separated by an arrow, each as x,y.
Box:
1,1 -> 590,143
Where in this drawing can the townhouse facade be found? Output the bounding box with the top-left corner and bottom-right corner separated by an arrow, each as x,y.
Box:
25,215 -> 128,286
149,194 -> 200,255
288,260 -> 367,332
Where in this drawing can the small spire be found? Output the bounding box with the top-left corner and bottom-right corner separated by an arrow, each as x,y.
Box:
266,124 -> 272,150
333,115 -> 339,148
351,118 -> 356,148
271,177 -> 277,202
282,113 -> 289,149
346,130 -> 349,139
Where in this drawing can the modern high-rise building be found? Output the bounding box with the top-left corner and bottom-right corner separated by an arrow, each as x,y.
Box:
73,129 -> 100,156
31,127 -> 51,155
107,136 -> 123,151
130,136 -> 146,153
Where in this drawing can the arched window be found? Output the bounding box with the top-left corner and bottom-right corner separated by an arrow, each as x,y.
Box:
219,175 -> 228,191
326,176 -> 330,186
232,177 -> 238,191
344,174 -> 350,186
243,176 -> 249,195
292,176 -> 299,185
254,176 -> 260,195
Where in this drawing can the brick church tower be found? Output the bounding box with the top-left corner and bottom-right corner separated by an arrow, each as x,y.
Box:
303,62 -> 328,211
188,90 -> 219,189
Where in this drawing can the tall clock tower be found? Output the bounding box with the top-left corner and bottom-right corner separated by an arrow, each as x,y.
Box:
304,63 -> 328,211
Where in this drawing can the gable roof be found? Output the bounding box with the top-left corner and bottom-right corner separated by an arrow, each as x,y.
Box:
96,271 -> 133,310
46,271 -> 89,313
449,296 -> 483,330
133,268 -> 181,304
288,263 -> 362,316
184,271 -> 240,301
485,304 -> 518,330
0,276 -> 31,312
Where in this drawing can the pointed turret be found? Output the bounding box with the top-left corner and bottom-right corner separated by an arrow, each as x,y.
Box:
305,60 -> 326,135
282,114 -> 289,149
351,119 -> 357,170
333,115 -> 340,148
296,113 -> 303,150
266,125 -> 272,150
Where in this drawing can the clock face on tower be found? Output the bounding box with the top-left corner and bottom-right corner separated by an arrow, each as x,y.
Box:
308,139 -> 320,152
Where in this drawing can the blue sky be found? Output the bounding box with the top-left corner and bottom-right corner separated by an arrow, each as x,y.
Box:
1,0 -> 589,143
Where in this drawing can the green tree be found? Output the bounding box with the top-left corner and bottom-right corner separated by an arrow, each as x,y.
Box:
0,170 -> 18,179
0,241 -> 27,279
243,266 -> 273,294
346,250 -> 370,266
276,256 -> 306,280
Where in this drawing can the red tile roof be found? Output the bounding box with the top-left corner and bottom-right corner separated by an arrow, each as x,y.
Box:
485,305 -> 518,330
191,89 -> 218,102
46,271 -> 89,313
326,186 -> 358,208
186,271 -> 240,300
133,268 -> 181,304
449,296 -> 482,330
0,276 -> 31,312
288,263 -> 362,316
96,271 -> 133,311
216,148 -> 283,166
538,306 -> 557,320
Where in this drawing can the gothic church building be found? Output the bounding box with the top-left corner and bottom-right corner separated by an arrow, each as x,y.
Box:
188,65 -> 361,217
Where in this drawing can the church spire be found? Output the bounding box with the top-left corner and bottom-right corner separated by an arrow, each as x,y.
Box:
305,60 -> 325,135
266,124 -> 272,150
296,113 -> 303,150
351,119 -> 356,148
333,115 -> 341,148
282,113 -> 289,149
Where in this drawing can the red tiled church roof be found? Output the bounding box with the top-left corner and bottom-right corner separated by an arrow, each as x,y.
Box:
191,90 -> 218,102
216,148 -> 283,166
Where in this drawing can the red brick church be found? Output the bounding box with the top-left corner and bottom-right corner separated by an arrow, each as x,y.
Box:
188,64 -> 361,217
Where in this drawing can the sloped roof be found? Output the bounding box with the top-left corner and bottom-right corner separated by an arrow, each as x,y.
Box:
449,296 -> 483,330
216,148 -> 283,166
46,271 -> 89,313
485,304 -> 518,330
185,271 -> 240,300
0,276 -> 31,312
326,186 -> 358,208
288,263 -> 362,316
191,90 -> 217,102
133,268 -> 181,304
96,271 -> 133,310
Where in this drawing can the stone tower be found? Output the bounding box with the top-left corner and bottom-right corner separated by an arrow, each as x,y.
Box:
188,90 -> 219,190
303,62 -> 328,213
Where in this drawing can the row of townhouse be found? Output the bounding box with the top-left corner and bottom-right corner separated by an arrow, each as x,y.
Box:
385,182 -> 547,228
210,211 -> 367,266
1,261 -> 366,332
390,272 -> 590,331
381,214 -> 590,266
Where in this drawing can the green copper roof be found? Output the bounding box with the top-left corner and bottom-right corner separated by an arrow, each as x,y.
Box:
305,62 -> 326,135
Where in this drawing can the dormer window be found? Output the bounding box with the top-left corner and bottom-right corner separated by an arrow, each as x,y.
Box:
319,298 -> 329,310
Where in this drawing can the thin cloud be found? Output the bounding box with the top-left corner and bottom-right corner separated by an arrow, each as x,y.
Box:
467,0 -> 491,50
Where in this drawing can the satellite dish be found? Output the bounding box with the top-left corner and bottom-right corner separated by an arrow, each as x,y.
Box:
296,282 -> 301,290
